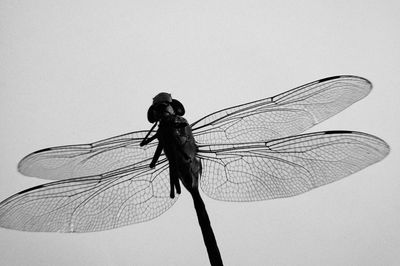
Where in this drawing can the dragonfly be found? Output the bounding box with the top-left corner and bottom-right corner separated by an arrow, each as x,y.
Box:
0,75 -> 390,266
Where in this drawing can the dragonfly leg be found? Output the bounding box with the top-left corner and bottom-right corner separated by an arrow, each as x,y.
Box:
149,142 -> 163,168
169,173 -> 175,198
169,166 -> 180,198
175,176 -> 181,195
140,122 -> 158,147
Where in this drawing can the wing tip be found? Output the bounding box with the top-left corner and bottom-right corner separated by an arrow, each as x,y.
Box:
323,130 -> 390,158
17,148 -> 53,176
17,156 -> 31,176
317,75 -> 372,86
317,75 -> 373,99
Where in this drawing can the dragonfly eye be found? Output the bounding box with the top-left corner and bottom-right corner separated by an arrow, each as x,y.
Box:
153,92 -> 172,105
147,102 -> 171,123
171,99 -> 185,116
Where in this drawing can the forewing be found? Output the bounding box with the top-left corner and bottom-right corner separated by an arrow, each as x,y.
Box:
0,160 -> 177,232
18,130 -> 158,180
192,76 -> 371,144
198,131 -> 389,201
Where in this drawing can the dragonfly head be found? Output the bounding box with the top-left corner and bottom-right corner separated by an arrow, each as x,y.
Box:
147,92 -> 185,123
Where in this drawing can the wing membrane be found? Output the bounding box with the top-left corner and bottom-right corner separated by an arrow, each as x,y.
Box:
192,76 -> 371,144
0,160 -> 177,232
19,76 -> 371,180
18,130 -> 159,180
198,131 -> 389,201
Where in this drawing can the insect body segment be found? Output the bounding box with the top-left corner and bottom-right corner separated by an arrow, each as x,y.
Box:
142,93 -> 202,198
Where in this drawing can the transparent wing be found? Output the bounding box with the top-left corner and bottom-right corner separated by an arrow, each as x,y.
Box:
0,159 -> 177,232
18,76 -> 370,181
197,131 -> 389,201
192,76 -> 372,144
18,130 -> 159,180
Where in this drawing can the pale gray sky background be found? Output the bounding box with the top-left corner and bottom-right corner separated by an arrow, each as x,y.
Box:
0,1 -> 399,265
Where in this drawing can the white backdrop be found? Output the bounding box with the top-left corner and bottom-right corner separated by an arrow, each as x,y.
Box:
1,1 -> 399,265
